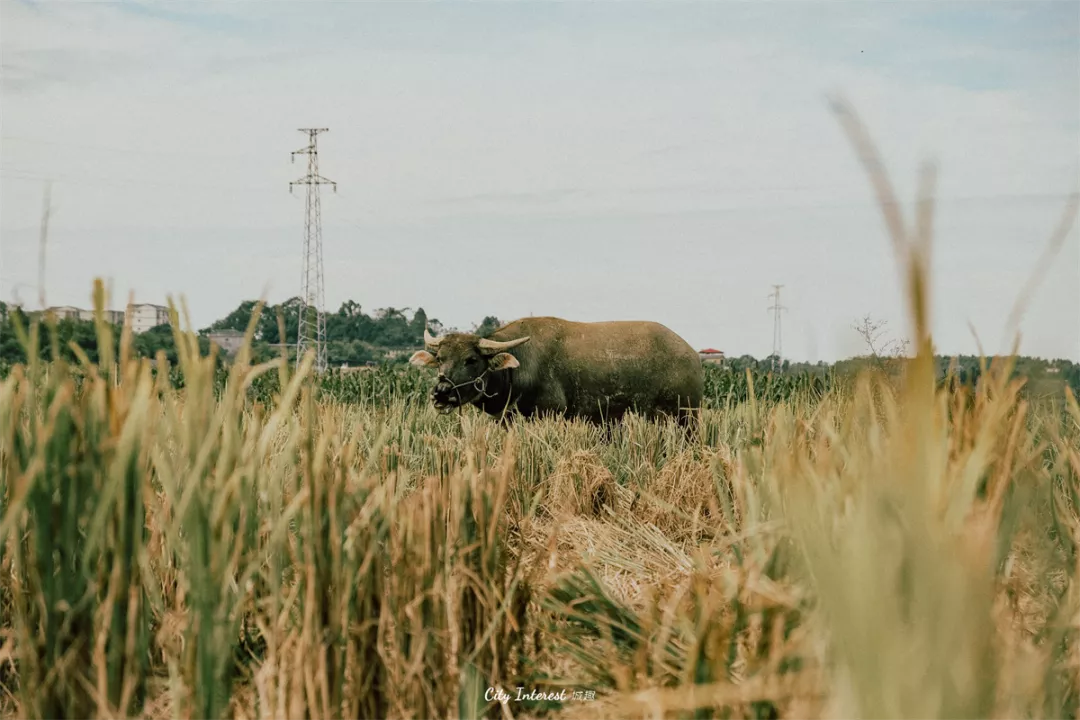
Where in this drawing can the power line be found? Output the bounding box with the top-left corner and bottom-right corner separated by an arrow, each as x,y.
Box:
768,284 -> 787,372
2,165 -> 1071,208
1,166 -> 279,194
290,128 -> 336,375
1,134 -> 267,160
0,277 -> 39,308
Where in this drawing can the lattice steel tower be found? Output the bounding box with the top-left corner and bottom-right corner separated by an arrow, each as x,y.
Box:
767,284 -> 787,372
290,128 -> 336,374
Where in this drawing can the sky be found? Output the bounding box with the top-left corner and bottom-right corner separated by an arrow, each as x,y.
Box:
1,0 -> 1078,362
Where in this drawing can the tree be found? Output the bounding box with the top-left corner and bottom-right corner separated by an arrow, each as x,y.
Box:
410,308 -> 428,341
205,300 -> 264,337
0,305 -> 30,364
473,316 -> 502,338
366,307 -> 411,347
1065,364 -> 1080,397
338,300 -> 363,318
256,297 -> 302,345
852,314 -> 910,374
853,314 -> 909,359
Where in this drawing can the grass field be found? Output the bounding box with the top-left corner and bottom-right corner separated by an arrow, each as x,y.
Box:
3,103 -> 1080,720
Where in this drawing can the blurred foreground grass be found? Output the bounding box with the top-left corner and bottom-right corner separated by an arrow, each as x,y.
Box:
3,103 -> 1080,720
2,290 -> 1078,719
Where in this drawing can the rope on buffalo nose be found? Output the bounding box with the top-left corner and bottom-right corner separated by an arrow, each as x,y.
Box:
436,370 -> 497,413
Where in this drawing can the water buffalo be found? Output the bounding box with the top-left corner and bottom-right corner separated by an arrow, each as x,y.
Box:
409,316 -> 704,428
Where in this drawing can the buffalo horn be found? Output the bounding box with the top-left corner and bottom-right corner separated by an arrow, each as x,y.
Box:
424,328 -> 443,349
477,336 -> 531,355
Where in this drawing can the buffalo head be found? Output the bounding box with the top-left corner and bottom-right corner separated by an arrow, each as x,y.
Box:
409,329 -> 531,412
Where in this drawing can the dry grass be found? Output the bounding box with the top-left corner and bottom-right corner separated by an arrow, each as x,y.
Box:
3,100 -> 1080,720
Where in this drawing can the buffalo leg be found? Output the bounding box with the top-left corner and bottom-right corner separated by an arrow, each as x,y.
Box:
676,407 -> 701,444
497,411 -> 517,431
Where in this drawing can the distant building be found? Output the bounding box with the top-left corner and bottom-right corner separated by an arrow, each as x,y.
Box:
207,329 -> 245,357
38,303 -> 167,333
45,305 -> 123,325
698,348 -> 726,365
126,303 -> 171,334
338,362 -> 374,373
45,305 -> 82,321
44,305 -> 83,321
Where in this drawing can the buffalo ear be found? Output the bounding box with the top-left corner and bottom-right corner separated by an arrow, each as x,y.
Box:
488,352 -> 520,371
409,350 -> 438,368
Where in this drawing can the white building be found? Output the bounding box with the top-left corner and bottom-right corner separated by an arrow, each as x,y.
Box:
45,305 -> 124,325
698,348 -> 726,365
126,303 -> 171,334
207,329 -> 245,357
45,305 -> 83,321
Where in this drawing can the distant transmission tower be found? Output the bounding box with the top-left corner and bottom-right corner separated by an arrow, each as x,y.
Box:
290,128 -> 336,374
767,284 -> 787,372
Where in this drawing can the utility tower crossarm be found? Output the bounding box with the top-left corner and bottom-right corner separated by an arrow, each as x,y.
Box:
290,175 -> 337,191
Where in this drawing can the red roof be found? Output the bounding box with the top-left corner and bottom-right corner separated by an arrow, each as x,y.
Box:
699,348 -> 724,354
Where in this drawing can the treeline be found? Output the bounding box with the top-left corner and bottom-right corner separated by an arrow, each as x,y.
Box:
721,351 -> 1080,399
0,302 -> 214,368
0,299 -> 501,369
1,299 -> 1078,399
202,298 -> 503,367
